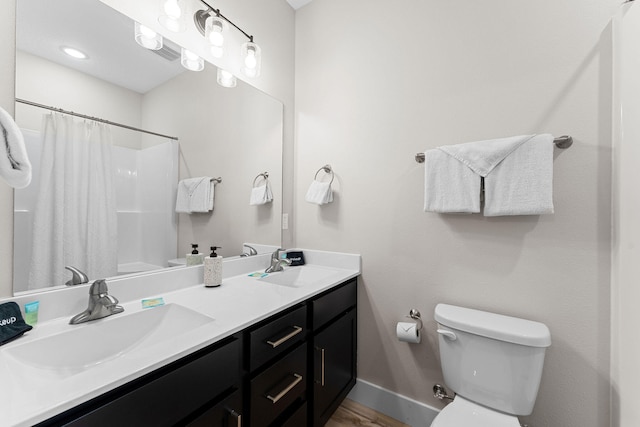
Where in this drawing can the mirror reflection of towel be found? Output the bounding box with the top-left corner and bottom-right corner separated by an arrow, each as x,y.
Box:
0,106 -> 32,189
250,183 -> 273,205
175,177 -> 213,213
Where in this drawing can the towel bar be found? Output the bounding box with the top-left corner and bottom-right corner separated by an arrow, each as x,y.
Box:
414,135 -> 573,163
210,177 -> 222,184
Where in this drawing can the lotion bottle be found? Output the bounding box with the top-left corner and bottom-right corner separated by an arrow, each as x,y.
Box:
186,244 -> 204,266
204,246 -> 223,287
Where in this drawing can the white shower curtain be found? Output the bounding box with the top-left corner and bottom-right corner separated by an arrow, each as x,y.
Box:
28,113 -> 118,290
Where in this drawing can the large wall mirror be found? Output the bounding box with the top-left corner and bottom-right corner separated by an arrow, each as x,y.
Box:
13,0 -> 283,295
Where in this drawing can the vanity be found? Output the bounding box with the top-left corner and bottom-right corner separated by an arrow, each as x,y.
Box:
0,250 -> 360,427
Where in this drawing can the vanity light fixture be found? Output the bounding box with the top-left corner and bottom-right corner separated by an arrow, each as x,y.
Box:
158,0 -> 186,33
195,1 -> 262,80
181,48 -> 204,71
61,46 -> 88,60
134,22 -> 163,50
217,68 -> 237,88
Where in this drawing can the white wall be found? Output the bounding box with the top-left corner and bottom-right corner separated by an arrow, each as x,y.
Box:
611,3 -> 640,427
294,1 -> 613,426
0,2 -> 16,298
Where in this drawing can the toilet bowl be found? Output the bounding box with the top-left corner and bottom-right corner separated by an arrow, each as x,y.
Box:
430,303 -> 551,427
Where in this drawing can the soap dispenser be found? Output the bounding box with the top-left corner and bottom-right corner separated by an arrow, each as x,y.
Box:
186,244 -> 204,266
204,246 -> 223,287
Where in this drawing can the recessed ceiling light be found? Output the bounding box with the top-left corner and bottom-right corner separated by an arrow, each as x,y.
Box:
61,46 -> 88,59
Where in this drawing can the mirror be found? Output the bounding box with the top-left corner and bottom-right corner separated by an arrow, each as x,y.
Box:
13,0 -> 283,295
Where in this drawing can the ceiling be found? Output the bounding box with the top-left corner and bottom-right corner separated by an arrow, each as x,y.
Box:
16,0 -> 186,94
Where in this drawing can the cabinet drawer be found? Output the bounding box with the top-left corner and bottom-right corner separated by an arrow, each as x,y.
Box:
312,279 -> 357,331
248,304 -> 307,372
250,344 -> 307,427
185,388 -> 243,427
281,402 -> 307,427
48,337 -> 241,427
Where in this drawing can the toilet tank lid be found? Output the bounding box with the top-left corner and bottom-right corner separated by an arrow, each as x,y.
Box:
434,304 -> 551,347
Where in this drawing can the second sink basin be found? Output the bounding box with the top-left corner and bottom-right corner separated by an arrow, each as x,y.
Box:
258,265 -> 342,288
4,303 -> 213,374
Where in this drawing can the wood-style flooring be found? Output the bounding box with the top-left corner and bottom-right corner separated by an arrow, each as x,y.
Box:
326,399 -> 410,427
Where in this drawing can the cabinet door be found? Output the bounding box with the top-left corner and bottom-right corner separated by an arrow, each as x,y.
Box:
313,309 -> 357,427
185,389 -> 243,427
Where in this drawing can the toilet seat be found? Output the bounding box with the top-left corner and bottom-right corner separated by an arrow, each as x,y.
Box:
430,396 -> 522,427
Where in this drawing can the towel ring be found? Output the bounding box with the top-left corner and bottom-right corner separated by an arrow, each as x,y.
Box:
253,172 -> 269,187
210,177 -> 222,184
314,164 -> 334,185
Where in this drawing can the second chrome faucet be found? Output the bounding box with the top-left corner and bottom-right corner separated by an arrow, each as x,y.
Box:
265,248 -> 292,273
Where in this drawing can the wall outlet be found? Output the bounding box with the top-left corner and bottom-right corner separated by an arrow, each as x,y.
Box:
282,213 -> 289,230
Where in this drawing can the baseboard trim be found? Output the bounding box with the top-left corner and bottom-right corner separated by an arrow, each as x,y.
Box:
346,378 -> 440,427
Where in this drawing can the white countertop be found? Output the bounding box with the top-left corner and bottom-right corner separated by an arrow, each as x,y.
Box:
0,249 -> 361,427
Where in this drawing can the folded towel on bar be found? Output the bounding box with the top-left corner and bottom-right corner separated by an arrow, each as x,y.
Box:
250,183 -> 273,206
0,106 -> 32,189
305,180 -> 333,205
424,134 -> 554,216
175,177 -> 213,213
424,149 -> 481,213
483,134 -> 554,216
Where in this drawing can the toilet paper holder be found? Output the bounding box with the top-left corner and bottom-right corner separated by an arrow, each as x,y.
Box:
407,309 -> 423,331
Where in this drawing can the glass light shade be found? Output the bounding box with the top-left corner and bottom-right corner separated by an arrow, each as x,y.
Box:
181,48 -> 204,72
205,15 -> 225,47
158,0 -> 186,32
61,46 -> 88,59
241,42 -> 261,78
217,69 -> 237,88
134,22 -> 163,50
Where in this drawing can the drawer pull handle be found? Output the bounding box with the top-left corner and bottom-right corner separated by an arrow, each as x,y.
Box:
266,373 -> 303,404
227,409 -> 242,427
266,325 -> 303,348
320,347 -> 325,386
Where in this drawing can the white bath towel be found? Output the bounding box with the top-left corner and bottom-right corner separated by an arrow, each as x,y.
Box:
0,106 -> 32,189
250,183 -> 273,205
305,180 -> 333,205
425,134 -> 554,216
424,148 -> 481,213
483,134 -> 554,216
175,177 -> 213,213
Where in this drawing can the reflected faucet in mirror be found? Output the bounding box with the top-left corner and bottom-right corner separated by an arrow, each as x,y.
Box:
241,244 -> 258,257
69,280 -> 124,325
65,266 -> 89,287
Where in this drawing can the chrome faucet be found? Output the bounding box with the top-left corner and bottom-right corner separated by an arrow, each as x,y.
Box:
241,244 -> 258,257
265,248 -> 292,273
65,265 -> 89,286
69,279 -> 124,325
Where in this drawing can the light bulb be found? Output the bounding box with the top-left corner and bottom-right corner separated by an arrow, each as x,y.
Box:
181,48 -> 204,72
135,22 -> 163,50
61,47 -> 88,59
158,0 -> 185,32
244,49 -> 257,69
217,69 -> 237,88
163,0 -> 181,19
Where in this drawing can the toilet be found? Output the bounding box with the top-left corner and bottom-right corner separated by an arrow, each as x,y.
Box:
431,303 -> 551,427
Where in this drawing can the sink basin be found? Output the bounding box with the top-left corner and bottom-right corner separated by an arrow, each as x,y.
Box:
258,265 -> 341,287
4,304 -> 213,373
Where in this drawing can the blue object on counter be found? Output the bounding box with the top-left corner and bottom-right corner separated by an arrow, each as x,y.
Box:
0,302 -> 33,346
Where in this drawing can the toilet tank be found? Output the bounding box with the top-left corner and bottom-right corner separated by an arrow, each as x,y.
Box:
434,304 -> 551,416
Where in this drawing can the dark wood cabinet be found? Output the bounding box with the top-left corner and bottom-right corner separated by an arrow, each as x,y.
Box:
310,280 -> 357,426
39,277 -> 357,427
